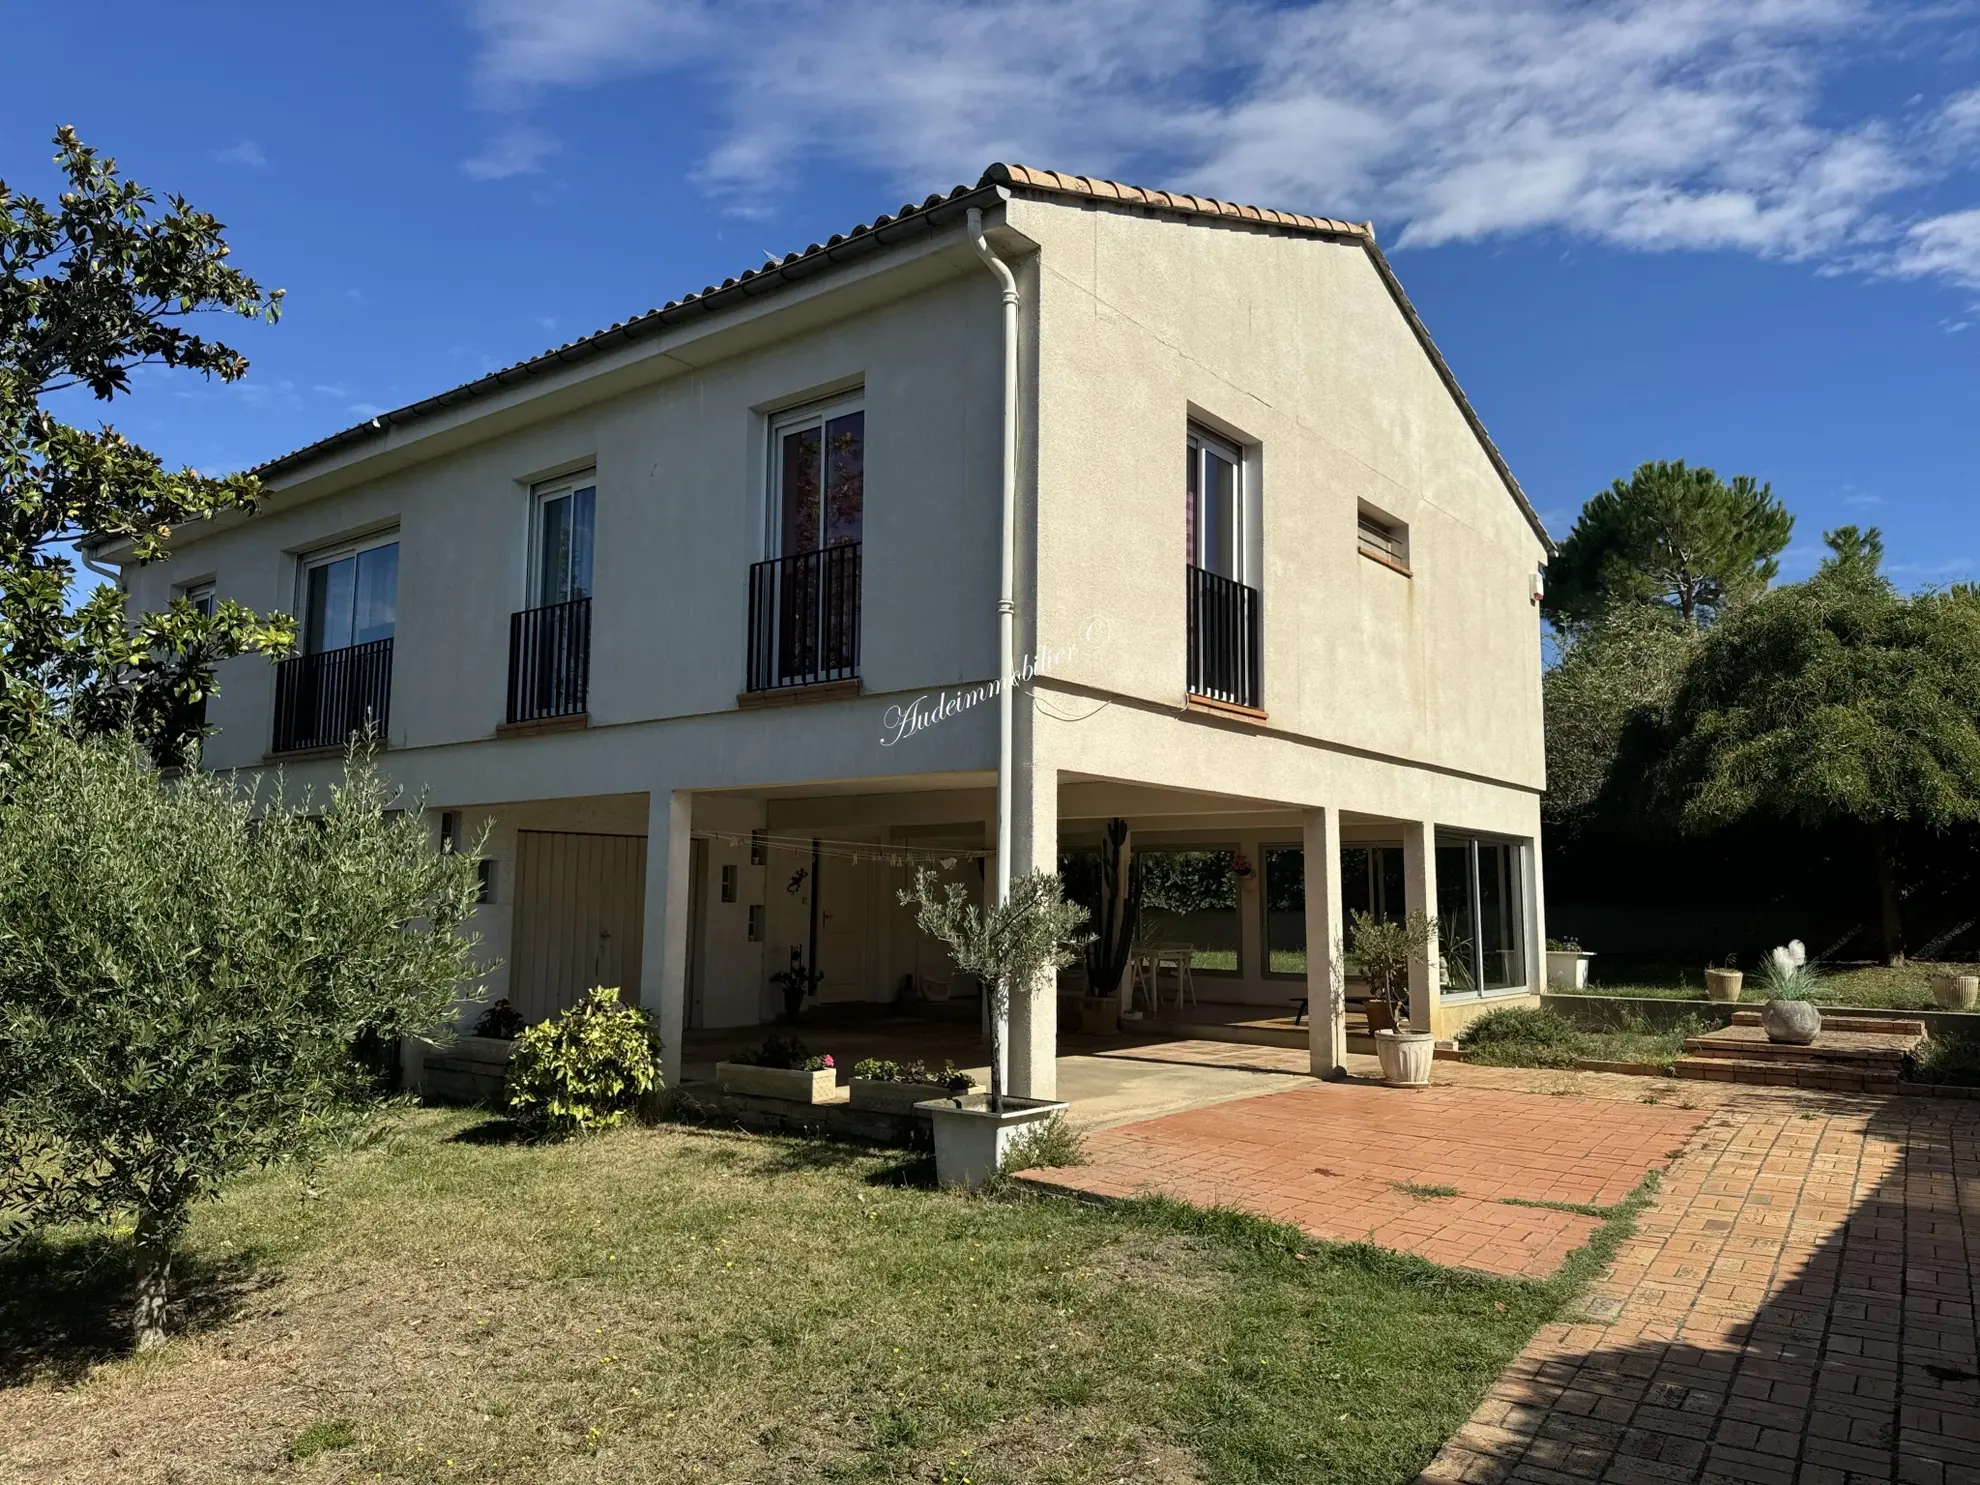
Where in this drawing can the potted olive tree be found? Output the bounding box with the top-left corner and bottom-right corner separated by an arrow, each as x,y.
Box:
1758,940 -> 1822,1045
899,866 -> 1089,1190
1350,909 -> 1439,1087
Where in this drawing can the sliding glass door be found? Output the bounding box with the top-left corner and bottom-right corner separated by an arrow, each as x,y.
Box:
1437,834 -> 1528,994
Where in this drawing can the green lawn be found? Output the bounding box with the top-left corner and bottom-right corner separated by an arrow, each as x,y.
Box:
1563,958 -> 1980,1012
1456,1006 -> 1706,1072
0,1108 -> 1620,1485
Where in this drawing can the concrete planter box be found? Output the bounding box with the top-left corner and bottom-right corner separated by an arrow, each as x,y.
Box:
1931,974 -> 1979,1011
1545,950 -> 1593,990
916,1094 -> 1069,1191
1374,1028 -> 1435,1087
715,1062 -> 836,1103
1704,969 -> 1744,1003
848,1078 -> 963,1115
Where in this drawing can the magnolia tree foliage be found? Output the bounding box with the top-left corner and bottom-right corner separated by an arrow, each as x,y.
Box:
1543,460 -> 1793,633
0,732 -> 484,1347
900,867 -> 1088,1111
1632,528 -> 1980,962
2,128 -> 293,768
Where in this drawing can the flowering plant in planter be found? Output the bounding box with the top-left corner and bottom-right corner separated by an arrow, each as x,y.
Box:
850,1057 -> 973,1093
730,1034 -> 833,1072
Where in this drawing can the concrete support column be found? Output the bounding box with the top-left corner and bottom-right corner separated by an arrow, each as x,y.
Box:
1302,807 -> 1348,1078
1401,817 -> 1442,1036
1007,741 -> 1057,1102
641,788 -> 694,1087
1526,837 -> 1546,995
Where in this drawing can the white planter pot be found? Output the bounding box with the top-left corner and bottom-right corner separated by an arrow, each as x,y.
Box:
1544,950 -> 1593,990
714,1062 -> 837,1103
1930,973 -> 1979,1011
1374,1029 -> 1435,1087
848,1078 -> 960,1115
1760,1001 -> 1820,1046
1704,969 -> 1744,1003
916,1095 -> 1070,1191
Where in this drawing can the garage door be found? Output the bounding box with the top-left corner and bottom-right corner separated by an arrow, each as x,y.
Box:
510,829 -> 648,1024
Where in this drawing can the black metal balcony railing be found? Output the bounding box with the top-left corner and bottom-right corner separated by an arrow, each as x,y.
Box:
747,542 -> 861,692
1186,564 -> 1262,710
507,596 -> 592,724
272,637 -> 394,753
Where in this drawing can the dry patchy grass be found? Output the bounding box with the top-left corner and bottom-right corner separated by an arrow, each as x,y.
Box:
1,1108 -> 1577,1485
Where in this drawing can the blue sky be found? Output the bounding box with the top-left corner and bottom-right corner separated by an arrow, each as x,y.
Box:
8,0 -> 1979,587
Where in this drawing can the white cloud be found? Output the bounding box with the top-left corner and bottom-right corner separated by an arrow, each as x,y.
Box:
462,124 -> 560,181
462,0 -> 1980,288
213,140 -> 267,168
1894,210 -> 1980,289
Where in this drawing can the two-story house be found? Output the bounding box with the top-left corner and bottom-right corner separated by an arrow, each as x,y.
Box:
94,164 -> 1552,1098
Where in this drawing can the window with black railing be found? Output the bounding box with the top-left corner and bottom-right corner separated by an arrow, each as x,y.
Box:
1187,564 -> 1262,710
272,637 -> 394,753
747,543 -> 861,691
507,596 -> 591,723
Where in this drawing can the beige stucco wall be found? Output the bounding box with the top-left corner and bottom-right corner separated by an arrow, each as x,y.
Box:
1011,195 -> 1548,791
124,253 -> 1008,775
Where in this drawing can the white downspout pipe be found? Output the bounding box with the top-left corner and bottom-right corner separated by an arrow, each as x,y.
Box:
968,206 -> 1019,909
968,204 -> 1020,1108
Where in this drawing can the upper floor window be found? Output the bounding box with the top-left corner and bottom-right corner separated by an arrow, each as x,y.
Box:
533,473 -> 595,607
183,582 -> 215,618
772,398 -> 863,556
1358,506 -> 1410,571
1186,426 -> 1243,581
302,534 -> 398,654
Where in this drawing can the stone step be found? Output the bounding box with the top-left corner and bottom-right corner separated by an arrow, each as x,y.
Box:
1681,1036 -> 1912,1066
1728,1010 -> 1927,1037
1671,1057 -> 1903,1093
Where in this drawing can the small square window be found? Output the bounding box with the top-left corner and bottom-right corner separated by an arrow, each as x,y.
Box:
183,582 -> 215,618
439,811 -> 460,852
1358,509 -> 1409,569
746,904 -> 765,942
749,830 -> 766,867
720,864 -> 738,903
477,859 -> 498,905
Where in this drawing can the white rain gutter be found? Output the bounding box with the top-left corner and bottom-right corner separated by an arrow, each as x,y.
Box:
967,206 -> 1019,910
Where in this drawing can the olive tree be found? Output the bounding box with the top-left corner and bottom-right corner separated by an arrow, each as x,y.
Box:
900,868 -> 1088,1111
0,732 -> 484,1348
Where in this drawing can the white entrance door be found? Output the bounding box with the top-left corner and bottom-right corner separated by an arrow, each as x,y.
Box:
509,830 -> 648,1024
815,850 -> 877,1002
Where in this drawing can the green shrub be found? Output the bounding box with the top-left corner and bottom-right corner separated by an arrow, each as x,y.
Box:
506,987 -> 660,1137
1456,1007 -> 1583,1069
849,1057 -> 973,1092
1906,1033 -> 1980,1087
1001,1114 -> 1088,1173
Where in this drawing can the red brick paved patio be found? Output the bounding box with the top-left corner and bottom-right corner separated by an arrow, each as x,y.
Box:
1018,1080 -> 1708,1279
1418,1091 -> 1980,1485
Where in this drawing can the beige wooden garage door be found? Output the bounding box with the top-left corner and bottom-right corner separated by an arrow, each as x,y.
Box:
510,830 -> 648,1024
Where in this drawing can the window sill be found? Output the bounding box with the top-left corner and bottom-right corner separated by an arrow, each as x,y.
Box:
1185,693 -> 1268,725
1359,546 -> 1412,578
737,677 -> 863,710
263,743 -> 381,764
496,713 -> 590,740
